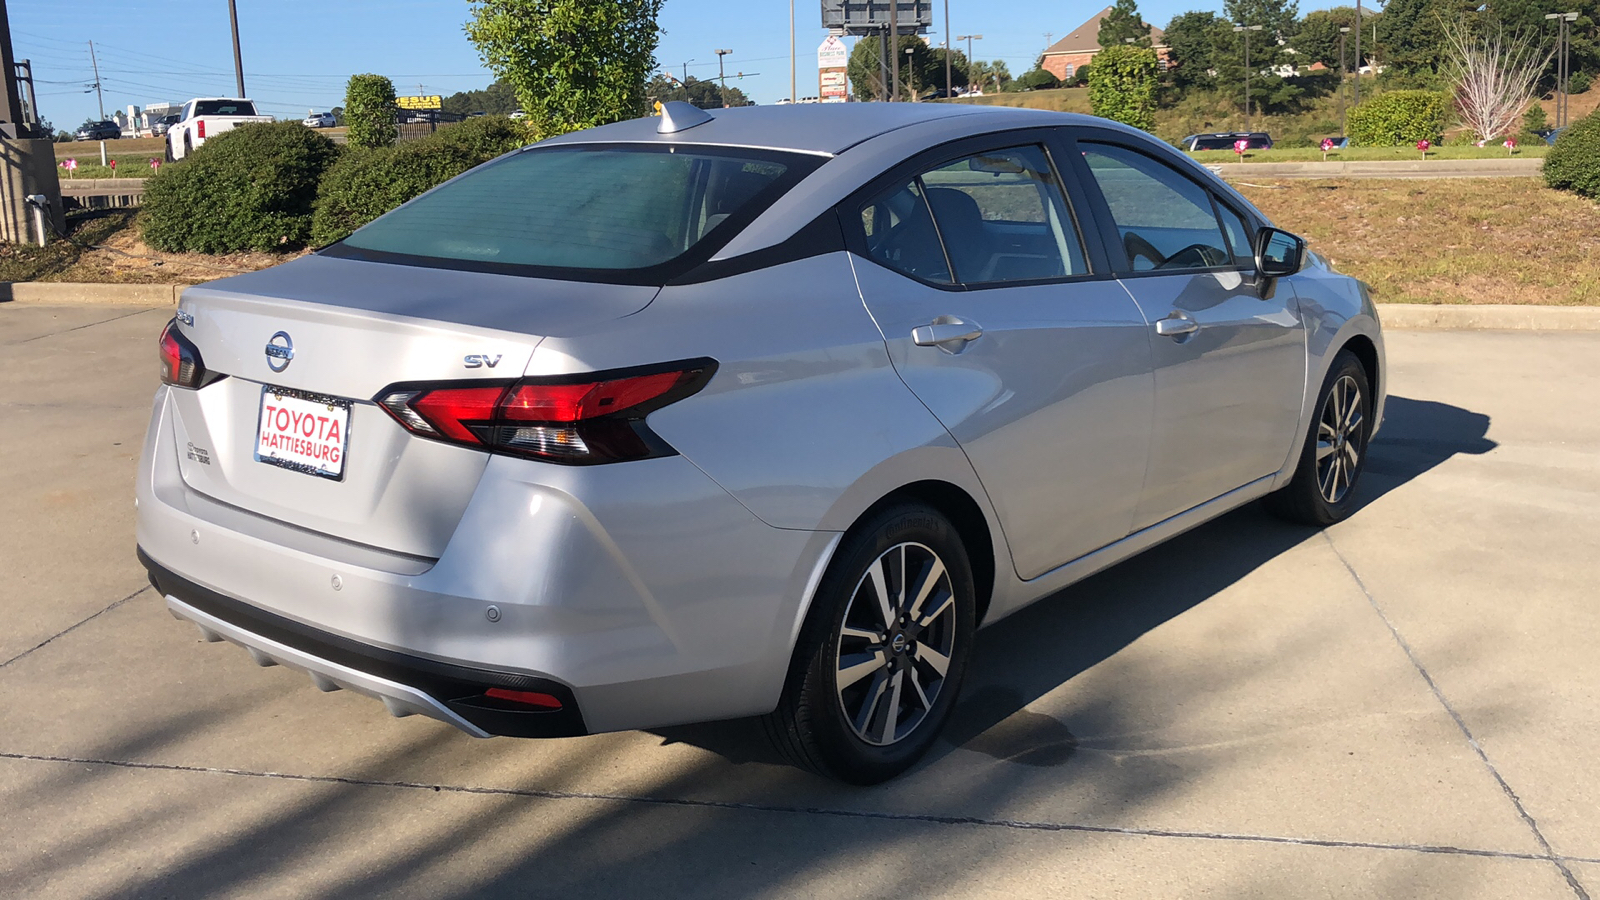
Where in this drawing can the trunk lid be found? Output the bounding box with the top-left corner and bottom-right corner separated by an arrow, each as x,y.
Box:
168,254 -> 658,559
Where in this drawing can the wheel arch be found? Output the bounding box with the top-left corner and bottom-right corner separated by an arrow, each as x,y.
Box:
848,479 -> 997,628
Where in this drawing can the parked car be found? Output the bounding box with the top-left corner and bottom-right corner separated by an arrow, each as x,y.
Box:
1180,131 -> 1274,151
138,102 -> 1384,785
166,98 -> 274,161
303,111 -> 337,128
1324,136 -> 1350,149
74,120 -> 121,141
1539,128 -> 1566,146
152,113 -> 181,137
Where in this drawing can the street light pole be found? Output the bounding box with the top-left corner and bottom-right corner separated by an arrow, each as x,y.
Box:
906,46 -> 917,100
715,49 -> 732,100
944,0 -> 951,100
889,0 -> 900,102
1564,12 -> 1578,128
789,0 -> 796,104
228,0 -> 245,98
1233,24 -> 1262,131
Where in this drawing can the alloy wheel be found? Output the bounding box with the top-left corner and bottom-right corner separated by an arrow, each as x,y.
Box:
835,541 -> 958,747
1315,374 -> 1365,503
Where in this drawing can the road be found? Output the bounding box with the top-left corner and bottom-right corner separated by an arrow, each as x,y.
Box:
2,303 -> 1598,899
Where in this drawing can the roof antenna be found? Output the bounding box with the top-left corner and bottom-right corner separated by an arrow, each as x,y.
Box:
657,100 -> 714,134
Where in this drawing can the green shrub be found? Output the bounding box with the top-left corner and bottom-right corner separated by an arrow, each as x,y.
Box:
1571,71 -> 1593,96
1524,102 -> 1548,134
1089,45 -> 1158,131
1543,110 -> 1600,200
141,122 -> 339,253
1346,90 -> 1451,146
311,115 -> 526,245
345,73 -> 398,150
1017,68 -> 1061,91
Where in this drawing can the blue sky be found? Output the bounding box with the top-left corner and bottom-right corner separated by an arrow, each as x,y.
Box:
15,0 -> 1334,129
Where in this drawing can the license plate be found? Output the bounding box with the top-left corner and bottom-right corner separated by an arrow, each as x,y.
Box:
255,386 -> 352,480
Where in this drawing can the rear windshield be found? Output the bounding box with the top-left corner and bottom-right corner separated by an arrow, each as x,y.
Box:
195,100 -> 257,116
330,144 -> 821,280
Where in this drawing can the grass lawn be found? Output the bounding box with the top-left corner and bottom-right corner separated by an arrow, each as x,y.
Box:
1236,178 -> 1600,306
1194,145 -> 1548,163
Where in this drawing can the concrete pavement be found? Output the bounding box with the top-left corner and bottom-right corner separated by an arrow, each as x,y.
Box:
2,304 -> 1598,898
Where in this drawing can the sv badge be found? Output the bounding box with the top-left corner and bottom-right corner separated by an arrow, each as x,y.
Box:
463,354 -> 503,369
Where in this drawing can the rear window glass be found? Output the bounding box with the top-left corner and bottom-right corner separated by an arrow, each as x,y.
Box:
194,100 -> 257,116
335,145 -> 815,276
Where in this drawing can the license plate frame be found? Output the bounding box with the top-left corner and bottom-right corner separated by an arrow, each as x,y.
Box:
254,385 -> 353,482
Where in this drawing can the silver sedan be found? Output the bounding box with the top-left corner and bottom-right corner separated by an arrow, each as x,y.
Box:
136,102 -> 1384,784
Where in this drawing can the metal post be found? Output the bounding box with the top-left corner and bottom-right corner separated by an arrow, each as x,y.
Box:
88,41 -> 107,165
906,46 -> 916,100
944,0 -> 951,99
716,49 -> 732,100
1564,13 -> 1578,129
1233,25 -> 1261,130
0,0 -> 27,136
228,0 -> 245,97
1339,27 -> 1349,136
789,0 -> 795,104
889,0 -> 900,101
1353,0 -> 1361,105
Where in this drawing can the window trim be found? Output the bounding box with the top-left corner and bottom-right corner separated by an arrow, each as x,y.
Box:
1065,131 -> 1265,280
839,128 -> 1109,292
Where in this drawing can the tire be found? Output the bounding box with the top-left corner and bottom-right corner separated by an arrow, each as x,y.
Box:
182,135 -> 192,161
164,137 -> 173,163
1266,349 -> 1373,526
763,503 -> 976,784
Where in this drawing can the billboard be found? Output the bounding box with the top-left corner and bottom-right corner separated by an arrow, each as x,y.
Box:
821,0 -> 931,35
396,95 -> 443,110
818,36 -> 850,102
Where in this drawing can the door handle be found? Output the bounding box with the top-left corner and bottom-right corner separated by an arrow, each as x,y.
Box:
912,318 -> 983,349
1154,312 -> 1199,337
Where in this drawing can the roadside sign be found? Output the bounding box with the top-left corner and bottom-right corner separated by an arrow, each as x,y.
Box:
396,95 -> 443,110
818,36 -> 850,103
817,35 -> 848,69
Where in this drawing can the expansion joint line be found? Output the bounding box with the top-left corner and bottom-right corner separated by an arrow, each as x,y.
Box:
1325,533 -> 1591,900
0,586 -> 149,669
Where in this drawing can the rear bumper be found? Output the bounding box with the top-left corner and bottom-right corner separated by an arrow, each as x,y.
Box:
142,548 -> 586,738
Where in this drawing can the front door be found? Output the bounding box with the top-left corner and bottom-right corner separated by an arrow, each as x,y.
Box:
849,140 -> 1154,580
1072,138 -> 1307,529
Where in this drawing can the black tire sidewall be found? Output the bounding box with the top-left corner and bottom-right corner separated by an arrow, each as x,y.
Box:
1289,350 -> 1373,524
796,504 -> 976,784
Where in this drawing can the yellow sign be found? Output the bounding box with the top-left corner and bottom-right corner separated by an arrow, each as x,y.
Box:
396,95 -> 443,110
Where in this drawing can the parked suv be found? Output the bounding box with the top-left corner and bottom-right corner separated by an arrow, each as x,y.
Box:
1180,132 -> 1274,151
74,120 -> 121,141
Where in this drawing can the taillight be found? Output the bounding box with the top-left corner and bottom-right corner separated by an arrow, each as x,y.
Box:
196,119 -> 205,138
158,318 -> 221,388
376,359 -> 716,465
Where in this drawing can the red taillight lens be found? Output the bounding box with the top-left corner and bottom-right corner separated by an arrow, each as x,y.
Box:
483,688 -> 563,710
196,119 -> 205,138
158,319 -> 218,388
376,359 -> 715,465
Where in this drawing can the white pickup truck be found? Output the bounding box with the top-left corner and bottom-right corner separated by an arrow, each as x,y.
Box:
165,98 -> 274,161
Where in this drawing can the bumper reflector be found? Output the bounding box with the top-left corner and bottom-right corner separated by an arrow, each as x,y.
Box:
484,688 -> 564,710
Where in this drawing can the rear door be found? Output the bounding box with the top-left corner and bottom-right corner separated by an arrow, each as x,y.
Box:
849,134 -> 1154,581
1067,133 -> 1306,530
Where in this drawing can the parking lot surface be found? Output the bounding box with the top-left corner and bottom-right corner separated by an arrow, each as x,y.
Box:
3,303 -> 1597,899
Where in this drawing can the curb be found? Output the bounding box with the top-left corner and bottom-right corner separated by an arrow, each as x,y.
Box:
4,284 -> 1598,331
0,282 -> 179,306
1376,303 -> 1600,331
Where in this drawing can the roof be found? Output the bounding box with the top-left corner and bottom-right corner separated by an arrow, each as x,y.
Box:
536,102 -> 1075,156
1043,6 -> 1165,56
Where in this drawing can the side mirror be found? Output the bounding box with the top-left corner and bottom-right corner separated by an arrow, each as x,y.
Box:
1255,227 -> 1305,278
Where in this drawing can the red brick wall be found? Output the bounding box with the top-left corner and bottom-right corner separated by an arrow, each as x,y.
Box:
1042,47 -> 1173,82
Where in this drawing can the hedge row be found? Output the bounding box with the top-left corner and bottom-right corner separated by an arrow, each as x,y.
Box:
1346,90 -> 1451,147
1543,110 -> 1600,200
140,116 -> 527,254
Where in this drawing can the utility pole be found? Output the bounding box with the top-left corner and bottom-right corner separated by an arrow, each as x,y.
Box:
943,0 -> 951,99
716,49 -> 732,100
958,34 -> 982,79
906,46 -> 917,100
1339,26 -> 1349,135
889,0 -> 900,101
789,0 -> 795,103
682,59 -> 693,85
228,0 -> 245,97
1563,12 -> 1578,128
1353,0 -> 1361,105
1233,24 -> 1262,131
88,40 -> 107,165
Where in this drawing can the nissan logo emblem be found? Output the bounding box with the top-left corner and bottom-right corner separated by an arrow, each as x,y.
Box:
265,331 -> 294,373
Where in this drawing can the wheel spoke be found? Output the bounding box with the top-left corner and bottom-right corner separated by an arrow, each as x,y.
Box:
852,669 -> 889,736
1316,439 -> 1337,461
905,557 -> 946,622
908,665 -> 933,711
875,669 -> 905,744
1343,441 -> 1361,470
840,624 -> 883,643
838,650 -> 886,690
1342,388 -> 1362,430
917,593 -> 954,631
916,643 -> 951,678
865,558 -> 894,631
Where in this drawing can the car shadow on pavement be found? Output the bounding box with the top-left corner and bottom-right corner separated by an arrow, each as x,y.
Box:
657,395 -> 1496,771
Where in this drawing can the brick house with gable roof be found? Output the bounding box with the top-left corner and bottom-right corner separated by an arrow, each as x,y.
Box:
1040,6 -> 1170,82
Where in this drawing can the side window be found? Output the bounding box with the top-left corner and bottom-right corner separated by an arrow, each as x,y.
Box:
1215,201 -> 1256,269
1081,142 -> 1231,272
860,178 -> 952,285
919,145 -> 1086,284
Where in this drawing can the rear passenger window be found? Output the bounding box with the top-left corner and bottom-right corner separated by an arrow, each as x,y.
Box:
918,145 -> 1086,284
1081,143 -> 1231,272
861,179 -> 953,284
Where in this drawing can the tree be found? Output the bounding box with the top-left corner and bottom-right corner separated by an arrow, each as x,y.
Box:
1293,7 -> 1364,70
465,0 -> 664,139
1164,10 -> 1228,87
1377,0 -> 1465,84
1444,19 -> 1553,141
442,80 -> 520,116
1017,68 -> 1063,91
848,34 -> 943,100
1480,0 -> 1598,95
1099,0 -> 1153,48
344,73 -> 398,149
1089,44 -> 1159,129
645,74 -> 752,109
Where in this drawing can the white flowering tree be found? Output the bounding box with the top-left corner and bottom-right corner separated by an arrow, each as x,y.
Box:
1444,20 -> 1552,143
